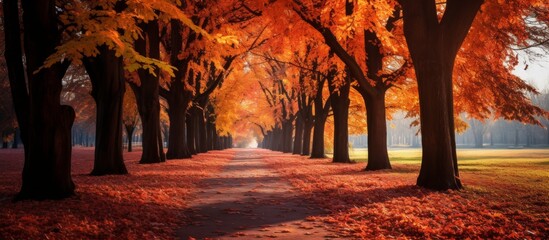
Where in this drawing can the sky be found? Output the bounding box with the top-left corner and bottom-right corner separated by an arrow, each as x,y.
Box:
513,47 -> 549,91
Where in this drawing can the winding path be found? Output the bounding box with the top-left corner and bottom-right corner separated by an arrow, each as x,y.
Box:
178,149 -> 336,239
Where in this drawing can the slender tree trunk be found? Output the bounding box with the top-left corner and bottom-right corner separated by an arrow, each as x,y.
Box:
84,46 -> 128,175
329,79 -> 351,163
282,120 -> 293,153
186,113 -> 197,154
310,116 -> 327,158
193,106 -> 208,153
302,107 -> 313,156
293,113 -> 304,154
125,125 -> 134,152
302,122 -> 313,155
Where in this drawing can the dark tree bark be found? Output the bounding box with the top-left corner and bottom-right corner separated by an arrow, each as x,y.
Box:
125,125 -> 135,152
328,77 -> 351,163
4,0 -> 75,200
401,0 -> 483,190
186,111 -> 197,154
132,20 -> 165,164
206,115 -> 216,151
188,105 -> 208,153
301,105 -> 313,155
294,7 -> 402,169
84,46 -> 128,175
282,120 -> 294,153
361,91 -> 392,170
292,112 -> 304,154
310,85 -> 331,159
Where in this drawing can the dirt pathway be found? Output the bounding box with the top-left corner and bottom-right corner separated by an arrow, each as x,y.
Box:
178,149 -> 336,239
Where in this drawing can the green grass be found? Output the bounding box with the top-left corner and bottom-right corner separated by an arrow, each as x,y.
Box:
340,148 -> 549,190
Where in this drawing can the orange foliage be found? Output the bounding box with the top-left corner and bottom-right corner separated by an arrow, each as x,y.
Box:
0,149 -> 233,239
264,151 -> 548,239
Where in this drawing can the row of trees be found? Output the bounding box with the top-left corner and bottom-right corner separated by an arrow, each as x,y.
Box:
231,0 -> 548,190
1,0 -> 548,200
1,0 -> 265,200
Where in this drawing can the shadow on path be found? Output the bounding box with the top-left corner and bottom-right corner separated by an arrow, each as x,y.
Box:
177,149 -> 336,239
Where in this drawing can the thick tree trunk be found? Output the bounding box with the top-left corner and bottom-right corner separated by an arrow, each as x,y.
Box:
363,92 -> 391,170
84,46 -> 128,175
165,82 -> 192,159
329,79 -> 351,163
134,20 -> 165,164
166,105 -> 191,159
125,125 -> 134,152
401,0 -> 482,190
9,0 -> 75,200
292,113 -> 304,154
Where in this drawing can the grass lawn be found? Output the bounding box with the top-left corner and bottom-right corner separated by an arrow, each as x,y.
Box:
345,148 -> 549,192
273,148 -> 549,238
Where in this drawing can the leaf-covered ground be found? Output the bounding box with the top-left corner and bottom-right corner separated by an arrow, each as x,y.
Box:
263,149 -> 549,239
0,148 -> 232,240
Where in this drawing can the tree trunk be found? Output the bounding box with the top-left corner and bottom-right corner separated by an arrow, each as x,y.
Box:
362,91 -> 392,169
186,113 -> 197,154
310,115 -> 327,158
133,20 -> 165,164
207,119 -> 216,151
193,106 -> 208,153
6,0 -> 75,200
302,107 -> 313,156
282,120 -> 293,153
125,125 -> 134,152
329,78 -> 351,163
166,107 -> 191,159
401,0 -> 482,190
84,46 -> 128,175
292,113 -> 304,154
165,82 -> 192,159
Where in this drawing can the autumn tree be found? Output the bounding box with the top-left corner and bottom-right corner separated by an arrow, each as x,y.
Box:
123,83 -> 140,152
3,0 -> 75,199
292,0 -> 410,169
